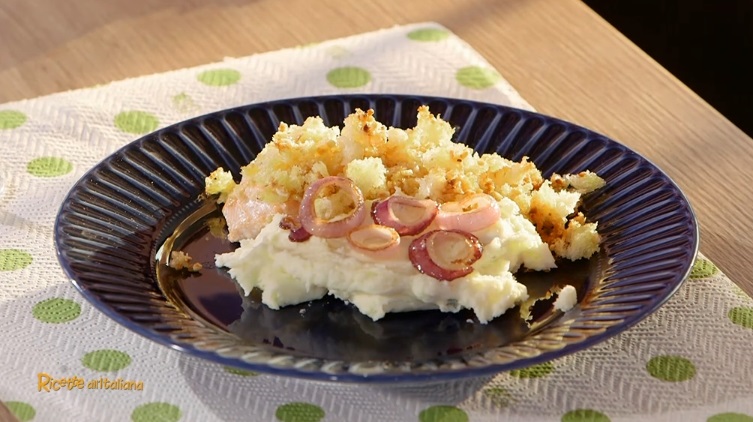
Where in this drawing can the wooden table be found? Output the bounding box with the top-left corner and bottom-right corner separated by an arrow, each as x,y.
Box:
1,0 -> 751,296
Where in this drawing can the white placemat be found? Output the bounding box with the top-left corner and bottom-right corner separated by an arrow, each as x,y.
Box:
1,23 -> 752,422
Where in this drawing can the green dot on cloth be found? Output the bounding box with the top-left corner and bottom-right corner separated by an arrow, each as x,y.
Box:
82,349 -> 132,372
418,405 -> 469,422
734,286 -> 750,298
407,28 -> 450,42
482,386 -> 513,407
197,69 -> 241,86
708,413 -> 753,422
562,409 -> 611,422
32,298 -> 81,323
275,402 -> 325,422
326,67 -> 371,88
646,355 -> 696,382
728,307 -> 753,329
326,45 -> 350,59
0,110 -> 27,130
131,402 -> 182,422
223,366 -> 258,376
690,258 -> 718,279
509,361 -> 554,378
5,401 -> 35,422
456,66 -> 502,89
0,249 -> 33,271
26,157 -> 73,177
114,111 -> 159,134
172,92 -> 198,113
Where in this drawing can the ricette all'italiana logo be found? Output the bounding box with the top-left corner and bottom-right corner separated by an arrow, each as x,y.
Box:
37,373 -> 144,392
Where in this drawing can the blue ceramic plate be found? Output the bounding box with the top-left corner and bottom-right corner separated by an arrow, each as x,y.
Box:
54,95 -> 698,383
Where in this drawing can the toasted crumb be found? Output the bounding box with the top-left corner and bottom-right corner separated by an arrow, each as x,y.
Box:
552,171 -> 606,193
551,217 -> 600,260
169,251 -> 202,272
345,157 -> 388,198
527,181 -> 600,260
519,288 -> 557,323
553,285 -> 578,312
206,217 -> 227,239
237,106 -> 549,205
520,284 -> 579,323
205,168 -> 236,203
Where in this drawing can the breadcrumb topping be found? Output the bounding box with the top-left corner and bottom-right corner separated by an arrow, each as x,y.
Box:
169,251 -> 202,272
205,106 -> 605,258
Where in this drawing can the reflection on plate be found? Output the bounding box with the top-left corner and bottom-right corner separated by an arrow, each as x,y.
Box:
54,95 -> 698,383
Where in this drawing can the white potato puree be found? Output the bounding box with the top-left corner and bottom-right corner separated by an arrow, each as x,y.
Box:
216,197 -> 556,323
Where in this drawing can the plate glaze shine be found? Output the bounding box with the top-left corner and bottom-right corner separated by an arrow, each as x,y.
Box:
54,95 -> 698,383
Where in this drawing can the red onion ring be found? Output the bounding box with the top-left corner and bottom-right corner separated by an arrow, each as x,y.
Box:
371,196 -> 438,236
299,176 -> 366,238
436,194 -> 501,232
347,224 -> 400,252
408,230 -> 483,281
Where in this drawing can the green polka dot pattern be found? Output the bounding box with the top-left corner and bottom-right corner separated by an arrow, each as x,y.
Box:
82,350 -> 132,372
172,92 -> 198,113
275,402 -> 325,422
197,69 -> 241,86
707,413 -> 753,422
728,307 -> 753,329
223,366 -> 258,376
456,66 -> 502,89
0,249 -> 33,271
407,28 -> 450,42
326,67 -> 371,88
32,298 -> 81,323
5,401 -> 35,422
0,110 -> 27,130
114,111 -> 159,134
483,386 -> 513,407
646,355 -> 696,382
690,258 -> 718,279
561,409 -> 611,422
326,46 -> 350,59
131,402 -> 182,422
509,361 -> 554,378
418,405 -> 469,422
734,286 -> 750,298
27,157 -> 73,177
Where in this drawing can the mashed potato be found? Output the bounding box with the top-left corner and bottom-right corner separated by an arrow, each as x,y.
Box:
207,106 -> 604,323
217,198 -> 553,323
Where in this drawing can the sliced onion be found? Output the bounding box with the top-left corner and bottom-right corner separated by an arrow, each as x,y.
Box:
371,196 -> 438,236
299,176 -> 366,238
436,194 -> 501,232
347,224 -> 400,252
408,230 -> 483,281
279,216 -> 312,242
